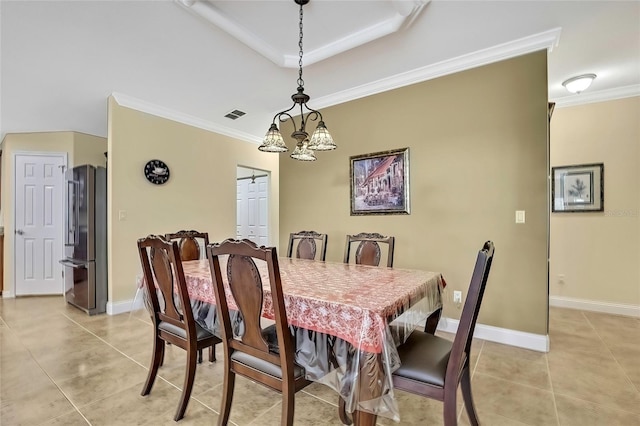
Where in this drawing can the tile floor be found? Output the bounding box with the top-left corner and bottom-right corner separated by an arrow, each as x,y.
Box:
1,296 -> 639,425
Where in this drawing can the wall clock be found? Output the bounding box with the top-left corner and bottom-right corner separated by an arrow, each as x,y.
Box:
144,159 -> 170,185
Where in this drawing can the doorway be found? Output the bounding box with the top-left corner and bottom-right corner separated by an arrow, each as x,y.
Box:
14,152 -> 66,295
236,167 -> 269,246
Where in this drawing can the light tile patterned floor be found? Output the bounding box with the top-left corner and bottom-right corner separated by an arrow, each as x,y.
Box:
1,296 -> 639,425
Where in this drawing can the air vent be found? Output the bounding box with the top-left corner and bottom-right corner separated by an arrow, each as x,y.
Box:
224,109 -> 246,120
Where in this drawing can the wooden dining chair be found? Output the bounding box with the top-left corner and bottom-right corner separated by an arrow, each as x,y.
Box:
338,231 -> 396,423
137,235 -> 221,421
391,241 -> 495,426
165,230 -> 210,261
207,239 -> 312,426
286,230 -> 328,261
343,232 -> 395,267
165,229 -> 216,362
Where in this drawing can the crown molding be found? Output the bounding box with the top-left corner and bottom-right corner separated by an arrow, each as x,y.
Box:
310,27 -> 562,110
111,92 -> 263,144
552,84 -> 640,108
175,0 -> 285,66
111,28 -> 562,144
175,0 -> 430,68
287,0 -> 430,68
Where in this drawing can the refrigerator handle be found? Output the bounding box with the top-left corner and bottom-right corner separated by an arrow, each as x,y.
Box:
66,180 -> 80,246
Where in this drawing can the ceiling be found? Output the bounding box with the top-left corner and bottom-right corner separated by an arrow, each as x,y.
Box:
1,0 -> 639,144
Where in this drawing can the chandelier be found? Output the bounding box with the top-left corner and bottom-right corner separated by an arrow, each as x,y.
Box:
258,0 -> 336,161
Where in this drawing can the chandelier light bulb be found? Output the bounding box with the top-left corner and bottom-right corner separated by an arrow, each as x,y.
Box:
308,121 -> 336,151
290,141 -> 316,161
258,123 -> 288,152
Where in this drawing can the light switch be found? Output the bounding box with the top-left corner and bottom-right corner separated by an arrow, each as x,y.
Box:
118,210 -> 127,221
515,210 -> 525,224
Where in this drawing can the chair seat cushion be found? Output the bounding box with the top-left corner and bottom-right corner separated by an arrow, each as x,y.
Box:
231,351 -> 305,380
393,331 -> 453,387
159,321 -> 216,342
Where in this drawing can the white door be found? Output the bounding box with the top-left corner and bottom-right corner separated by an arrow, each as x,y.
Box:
237,179 -> 247,239
14,153 -> 66,295
236,175 -> 269,245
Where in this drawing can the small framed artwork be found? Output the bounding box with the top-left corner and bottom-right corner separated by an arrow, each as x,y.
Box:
552,163 -> 604,212
350,147 -> 410,215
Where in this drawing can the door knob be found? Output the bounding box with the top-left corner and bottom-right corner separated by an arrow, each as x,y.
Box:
15,229 -> 25,235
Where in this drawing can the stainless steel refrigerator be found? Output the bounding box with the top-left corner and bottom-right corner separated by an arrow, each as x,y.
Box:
60,165 -> 107,315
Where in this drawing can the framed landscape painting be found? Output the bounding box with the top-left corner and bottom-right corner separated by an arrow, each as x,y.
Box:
350,148 -> 410,215
552,163 -> 604,212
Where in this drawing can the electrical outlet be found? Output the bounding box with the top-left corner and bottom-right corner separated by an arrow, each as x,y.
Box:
558,274 -> 566,284
453,291 -> 462,304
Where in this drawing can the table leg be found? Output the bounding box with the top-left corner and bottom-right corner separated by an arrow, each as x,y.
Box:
340,305 -> 444,425
351,351 -> 383,426
352,410 -> 377,426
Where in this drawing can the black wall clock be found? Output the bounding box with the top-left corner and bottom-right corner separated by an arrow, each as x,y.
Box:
144,159 -> 170,185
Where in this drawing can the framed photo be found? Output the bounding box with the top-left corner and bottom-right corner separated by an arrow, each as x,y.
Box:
350,148 -> 410,215
552,163 -> 604,212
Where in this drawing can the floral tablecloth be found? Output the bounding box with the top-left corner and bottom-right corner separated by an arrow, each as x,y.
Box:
182,257 -> 443,354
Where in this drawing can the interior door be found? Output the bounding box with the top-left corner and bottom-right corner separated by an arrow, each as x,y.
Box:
252,176 -> 269,246
237,179 -> 248,239
236,174 -> 269,245
14,153 -> 66,295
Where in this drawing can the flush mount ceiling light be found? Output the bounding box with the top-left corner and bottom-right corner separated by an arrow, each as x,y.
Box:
258,0 -> 336,161
562,74 -> 597,94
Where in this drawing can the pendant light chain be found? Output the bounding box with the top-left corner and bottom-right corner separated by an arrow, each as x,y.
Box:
297,2 -> 304,89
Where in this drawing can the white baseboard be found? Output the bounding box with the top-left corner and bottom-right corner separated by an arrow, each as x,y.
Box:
549,295 -> 640,318
106,300 -> 133,315
106,292 -> 144,315
437,317 -> 550,353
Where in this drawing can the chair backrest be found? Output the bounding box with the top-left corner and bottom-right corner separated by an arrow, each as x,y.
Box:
165,230 -> 210,261
138,235 -> 196,336
344,232 -> 395,267
446,241 -> 495,382
207,239 -> 296,374
286,230 -> 328,261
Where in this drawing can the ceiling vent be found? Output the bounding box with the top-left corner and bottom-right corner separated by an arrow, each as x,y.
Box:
224,109 -> 246,120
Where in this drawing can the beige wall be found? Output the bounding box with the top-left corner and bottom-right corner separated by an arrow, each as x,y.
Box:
279,52 -> 550,335
0,131 -> 106,295
550,97 -> 640,305
73,132 -> 108,168
107,97 -> 280,303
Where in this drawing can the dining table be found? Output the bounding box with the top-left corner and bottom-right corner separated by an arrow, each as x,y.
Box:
177,257 -> 445,425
